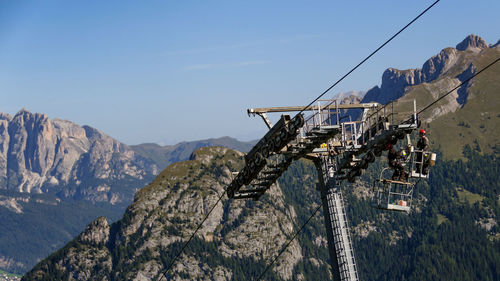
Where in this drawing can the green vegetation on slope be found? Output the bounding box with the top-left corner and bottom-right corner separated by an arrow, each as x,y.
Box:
259,143 -> 500,280
0,269 -> 21,279
353,145 -> 500,280
283,145 -> 499,280
258,142 -> 499,281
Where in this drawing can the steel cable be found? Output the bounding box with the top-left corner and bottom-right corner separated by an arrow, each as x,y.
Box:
255,1 -> 442,279
157,190 -> 226,281
298,0 -> 440,115
157,1 -> 448,280
255,56 -> 500,281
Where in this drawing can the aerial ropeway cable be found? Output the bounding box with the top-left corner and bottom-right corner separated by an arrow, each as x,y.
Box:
297,0 -> 441,115
156,1 -> 446,280
253,55 -> 500,281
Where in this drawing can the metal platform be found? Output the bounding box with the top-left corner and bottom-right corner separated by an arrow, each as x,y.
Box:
375,203 -> 411,212
410,171 -> 429,178
373,177 -> 415,213
228,98 -> 429,281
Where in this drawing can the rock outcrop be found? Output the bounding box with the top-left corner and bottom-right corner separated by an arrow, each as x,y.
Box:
79,217 -> 110,246
362,34 -> 492,106
0,109 -> 157,204
23,147 -> 303,281
456,34 -> 488,51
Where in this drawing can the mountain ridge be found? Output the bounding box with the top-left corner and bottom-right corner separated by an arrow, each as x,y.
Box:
360,34 -> 500,158
0,109 -> 157,203
131,136 -> 256,171
362,34 -> 494,105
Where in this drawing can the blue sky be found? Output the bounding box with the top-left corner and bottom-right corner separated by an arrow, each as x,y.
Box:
0,0 -> 498,145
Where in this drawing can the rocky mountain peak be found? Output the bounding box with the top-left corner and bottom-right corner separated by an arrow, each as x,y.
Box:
0,109 -> 157,203
78,217 -> 110,246
362,34 -> 493,105
16,108 -> 31,116
456,34 -> 488,51
12,108 -> 48,126
0,113 -> 12,121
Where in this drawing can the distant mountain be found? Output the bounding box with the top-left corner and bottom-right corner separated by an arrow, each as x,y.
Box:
131,136 -> 256,171
0,110 -> 157,274
0,109 -> 158,204
0,110 -> 256,206
334,90 -> 366,102
0,110 -> 256,274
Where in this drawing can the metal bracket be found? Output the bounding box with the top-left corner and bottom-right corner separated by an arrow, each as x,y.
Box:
257,113 -> 273,129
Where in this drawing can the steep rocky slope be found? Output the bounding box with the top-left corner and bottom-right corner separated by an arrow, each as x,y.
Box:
0,109 -> 157,204
362,34 -> 500,158
0,109 -> 159,274
362,34 -> 491,105
24,147 -> 304,281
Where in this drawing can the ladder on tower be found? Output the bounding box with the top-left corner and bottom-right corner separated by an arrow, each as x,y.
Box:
329,192 -> 358,281
315,156 -> 359,281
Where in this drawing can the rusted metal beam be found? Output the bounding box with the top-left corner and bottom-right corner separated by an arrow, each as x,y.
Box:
247,103 -> 380,115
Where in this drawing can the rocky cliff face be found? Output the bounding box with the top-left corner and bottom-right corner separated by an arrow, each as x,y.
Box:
362,34 -> 491,105
0,111 -> 260,275
361,34 -> 500,159
24,147 -> 304,281
0,109 -> 157,204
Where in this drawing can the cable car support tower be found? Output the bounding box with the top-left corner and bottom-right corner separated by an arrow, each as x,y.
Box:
227,99 -> 434,281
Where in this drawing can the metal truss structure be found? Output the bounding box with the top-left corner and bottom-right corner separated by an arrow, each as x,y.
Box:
227,98 -> 434,281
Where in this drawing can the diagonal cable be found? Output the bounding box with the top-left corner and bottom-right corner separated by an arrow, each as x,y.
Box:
158,2 -> 448,280
157,190 -> 226,281
255,202 -> 323,281
416,57 -> 500,115
298,0 -> 440,115
256,56 -> 500,281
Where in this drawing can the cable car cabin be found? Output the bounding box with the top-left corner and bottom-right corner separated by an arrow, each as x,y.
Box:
372,168 -> 414,213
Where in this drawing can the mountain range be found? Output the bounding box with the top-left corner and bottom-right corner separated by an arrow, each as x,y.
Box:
0,111 -> 254,274
3,34 -> 499,280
